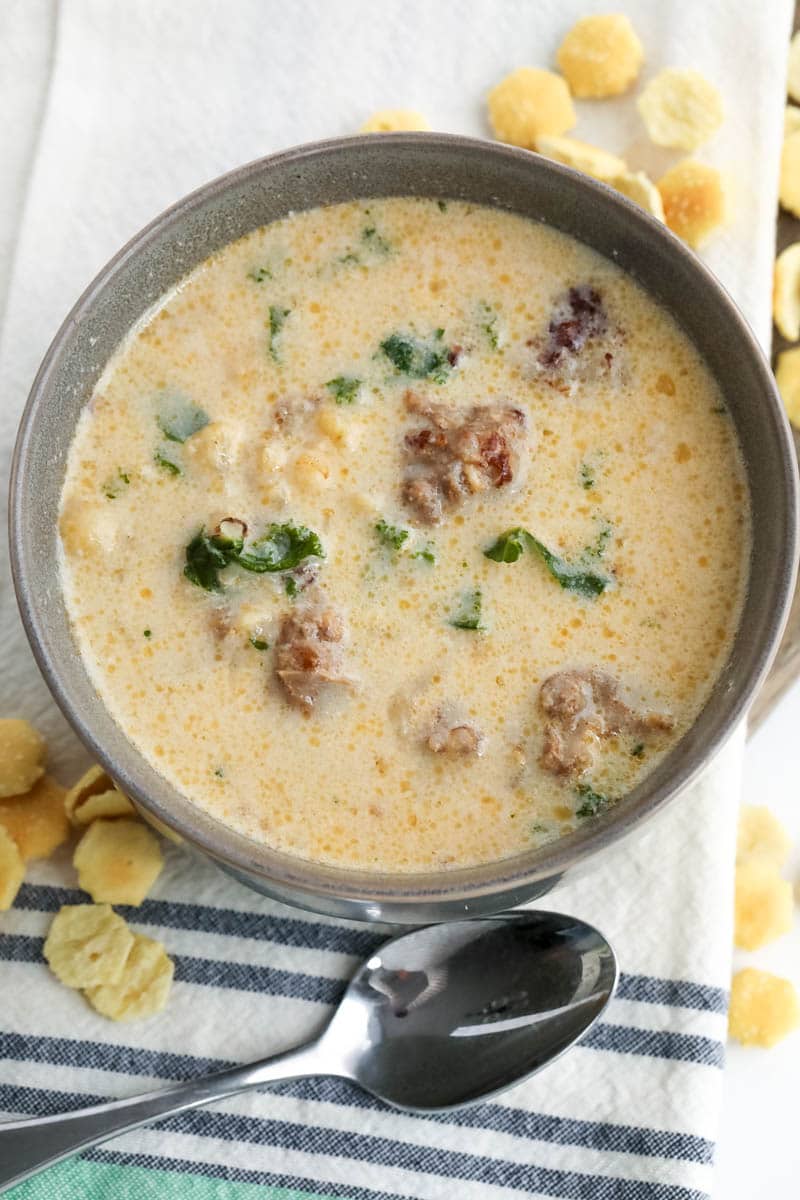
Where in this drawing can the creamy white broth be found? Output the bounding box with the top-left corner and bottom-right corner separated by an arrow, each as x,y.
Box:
58,197 -> 749,872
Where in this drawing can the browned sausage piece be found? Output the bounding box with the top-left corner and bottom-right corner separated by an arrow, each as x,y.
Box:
402,391 -> 527,525
275,599 -> 351,710
538,668 -> 673,777
531,285 -> 623,394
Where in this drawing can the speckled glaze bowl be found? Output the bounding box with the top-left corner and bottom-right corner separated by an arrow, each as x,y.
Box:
10,134 -> 798,922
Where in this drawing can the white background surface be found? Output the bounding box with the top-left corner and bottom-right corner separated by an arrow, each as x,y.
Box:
716,690 -> 800,1196
1,2 -> 798,1195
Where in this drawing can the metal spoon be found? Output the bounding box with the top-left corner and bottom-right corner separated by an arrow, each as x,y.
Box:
0,910 -> 617,1193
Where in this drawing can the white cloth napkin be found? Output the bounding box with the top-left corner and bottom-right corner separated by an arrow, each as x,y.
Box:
0,2 -> 790,1198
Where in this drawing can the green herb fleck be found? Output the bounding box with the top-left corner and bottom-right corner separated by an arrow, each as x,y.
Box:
437,200 -> 448,212
249,636 -> 269,651
157,395 -> 209,443
102,468 -> 130,499
238,523 -> 324,573
362,225 -> 391,255
248,266 -> 273,283
712,404 -> 727,414
326,375 -> 361,404
268,305 -> 291,361
478,301 -> 500,350
412,543 -> 436,564
484,527 -> 610,598
380,330 -> 451,382
631,742 -> 645,758
449,588 -> 485,631
585,520 -> 612,560
155,449 -> 182,476
575,784 -> 611,818
337,224 -> 392,267
579,463 -> 595,490
531,821 -> 549,834
375,519 -> 410,552
214,766 -> 225,778
143,629 -> 152,639
284,576 -> 299,598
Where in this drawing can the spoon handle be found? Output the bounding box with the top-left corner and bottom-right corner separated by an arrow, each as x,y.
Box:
0,1040 -> 324,1194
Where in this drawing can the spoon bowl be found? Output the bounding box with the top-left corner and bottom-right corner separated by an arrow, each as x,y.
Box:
332,911 -> 617,1109
0,910 -> 616,1193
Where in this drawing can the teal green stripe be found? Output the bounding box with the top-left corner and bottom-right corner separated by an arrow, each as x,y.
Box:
7,1159 -> 336,1200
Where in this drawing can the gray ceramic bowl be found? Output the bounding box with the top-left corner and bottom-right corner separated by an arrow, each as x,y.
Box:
10,134 -> 799,923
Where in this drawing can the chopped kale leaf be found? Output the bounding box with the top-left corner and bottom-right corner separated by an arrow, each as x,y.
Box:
184,520 -> 321,592
102,468 -> 130,499
337,224 -> 392,267
412,543 -> 436,564
380,329 -> 451,382
183,528 -> 238,592
449,588 -> 485,631
482,527 -> 529,564
484,527 -> 610,598
585,520 -> 612,560
575,784 -> 611,818
375,519 -> 410,552
237,523 -> 324,573
157,394 -> 209,443
579,462 -> 595,490
326,375 -> 361,404
478,301 -> 500,350
268,305 -> 291,361
154,448 -> 182,476
362,225 -> 391,255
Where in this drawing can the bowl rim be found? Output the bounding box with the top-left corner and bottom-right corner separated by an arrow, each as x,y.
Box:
9,131 -> 799,916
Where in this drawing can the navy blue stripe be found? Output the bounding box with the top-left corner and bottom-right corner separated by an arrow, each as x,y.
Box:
0,936 -> 723,1070
0,933 -> 344,1004
616,975 -> 727,1016
0,1035 -> 715,1165
10,885 -> 729,1015
15,882 -> 382,956
174,951 -> 343,1002
0,1087 -> 710,1200
0,1030 -> 232,1082
582,1024 -> 725,1070
0,934 -> 43,965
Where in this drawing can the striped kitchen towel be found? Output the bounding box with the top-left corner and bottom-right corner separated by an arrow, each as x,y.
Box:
0,736 -> 739,1200
0,1 -> 790,1197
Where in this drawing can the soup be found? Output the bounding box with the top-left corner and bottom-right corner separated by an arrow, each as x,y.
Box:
58,197 -> 749,872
